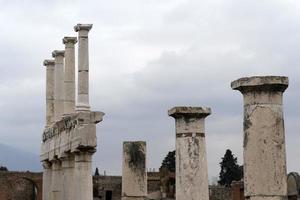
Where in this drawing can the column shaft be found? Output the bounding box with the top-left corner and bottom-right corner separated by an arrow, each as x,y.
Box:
63,37 -> 77,115
168,107 -> 211,200
61,155 -> 75,200
74,152 -> 93,200
51,159 -> 62,200
231,76 -> 289,200
52,50 -> 65,121
122,141 -> 147,200
44,60 -> 55,126
42,161 -> 52,200
74,24 -> 92,112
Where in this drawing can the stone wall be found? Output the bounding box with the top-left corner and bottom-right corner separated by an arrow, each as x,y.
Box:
209,185 -> 232,200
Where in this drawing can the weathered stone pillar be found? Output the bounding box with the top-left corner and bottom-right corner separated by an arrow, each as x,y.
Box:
63,37 -> 77,115
42,161 -> 52,200
43,59 -> 55,126
122,141 -> 147,200
52,50 -> 65,121
168,107 -> 211,200
74,24 -> 92,112
231,76 -> 289,200
61,155 -> 75,200
74,152 -> 93,200
51,159 -> 62,200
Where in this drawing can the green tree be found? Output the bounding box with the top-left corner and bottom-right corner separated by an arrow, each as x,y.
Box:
0,166 -> 8,171
94,167 -> 100,176
218,149 -> 243,187
161,150 -> 175,172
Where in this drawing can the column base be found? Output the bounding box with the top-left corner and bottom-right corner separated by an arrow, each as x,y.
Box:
246,196 -> 287,200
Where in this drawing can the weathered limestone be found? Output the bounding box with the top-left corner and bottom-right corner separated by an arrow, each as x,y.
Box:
168,106 -> 211,200
122,141 -> 147,200
63,37 -> 77,115
231,76 -> 289,200
74,24 -> 92,112
51,159 -> 62,200
44,60 -> 55,126
42,161 -> 52,200
61,155 -> 75,200
52,50 -> 65,121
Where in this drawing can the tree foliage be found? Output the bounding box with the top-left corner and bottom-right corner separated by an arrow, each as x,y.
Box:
161,150 -> 175,172
94,167 -> 100,176
218,149 -> 243,187
0,166 -> 8,171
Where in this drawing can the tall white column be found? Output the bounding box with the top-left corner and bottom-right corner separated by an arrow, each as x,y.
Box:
61,155 -> 75,200
232,76 -> 289,200
51,159 -> 62,200
43,59 -> 55,127
52,50 -> 65,121
74,23 -> 93,112
122,141 -> 147,200
168,107 -> 211,200
63,37 -> 77,115
74,152 -> 93,200
42,161 -> 52,200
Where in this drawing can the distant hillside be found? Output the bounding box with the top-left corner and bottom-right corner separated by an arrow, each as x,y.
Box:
0,143 -> 41,172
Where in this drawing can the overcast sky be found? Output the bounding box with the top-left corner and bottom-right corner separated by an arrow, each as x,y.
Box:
0,0 -> 299,179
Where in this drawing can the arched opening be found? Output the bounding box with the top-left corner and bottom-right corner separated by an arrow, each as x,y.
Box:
11,177 -> 38,200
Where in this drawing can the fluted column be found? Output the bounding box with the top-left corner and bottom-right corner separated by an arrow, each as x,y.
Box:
168,107 -> 211,200
74,23 -> 92,112
231,76 -> 289,200
51,159 -> 62,200
122,141 -> 147,200
43,59 -> 55,127
42,161 -> 52,200
52,50 -> 65,121
74,152 -> 93,200
63,37 -> 77,115
61,155 -> 75,200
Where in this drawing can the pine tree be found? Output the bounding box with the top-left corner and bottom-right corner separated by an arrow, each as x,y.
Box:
218,149 -> 243,187
95,167 -> 100,176
161,150 -> 175,172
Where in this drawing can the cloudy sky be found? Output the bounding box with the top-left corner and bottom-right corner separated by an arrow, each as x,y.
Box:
0,0 -> 299,179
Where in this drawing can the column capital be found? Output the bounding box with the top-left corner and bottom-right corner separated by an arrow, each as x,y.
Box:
168,106 -> 211,118
231,76 -> 288,93
52,50 -> 65,58
63,36 -> 77,45
74,23 -> 93,32
43,59 -> 55,66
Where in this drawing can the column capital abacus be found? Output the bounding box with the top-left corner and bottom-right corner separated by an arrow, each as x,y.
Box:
168,106 -> 211,118
43,59 -> 55,66
63,36 -> 78,45
74,24 -> 93,32
52,50 -> 65,58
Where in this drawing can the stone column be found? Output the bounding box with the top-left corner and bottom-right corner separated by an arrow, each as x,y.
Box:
74,23 -> 93,112
43,59 -> 55,127
231,76 -> 289,200
168,107 -> 211,200
52,50 -> 65,121
42,161 -> 52,200
51,159 -> 62,200
74,152 -> 93,200
63,37 -> 77,115
122,141 -> 147,200
61,155 -> 75,200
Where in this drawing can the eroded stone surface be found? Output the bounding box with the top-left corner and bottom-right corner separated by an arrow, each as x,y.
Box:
169,106 -> 211,200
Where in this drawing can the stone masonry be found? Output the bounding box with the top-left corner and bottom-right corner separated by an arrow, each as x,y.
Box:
40,23 -> 104,200
168,106 -> 211,200
122,141 -> 147,200
232,76 -> 289,200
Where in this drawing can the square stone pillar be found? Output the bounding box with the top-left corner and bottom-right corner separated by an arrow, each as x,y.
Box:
61,155 -> 75,200
168,106 -> 211,200
63,37 -> 77,115
51,159 -> 62,200
42,161 -> 52,200
74,152 -> 93,200
74,24 -> 92,112
52,50 -> 65,121
43,59 -> 55,127
122,141 -> 147,200
231,76 -> 289,200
